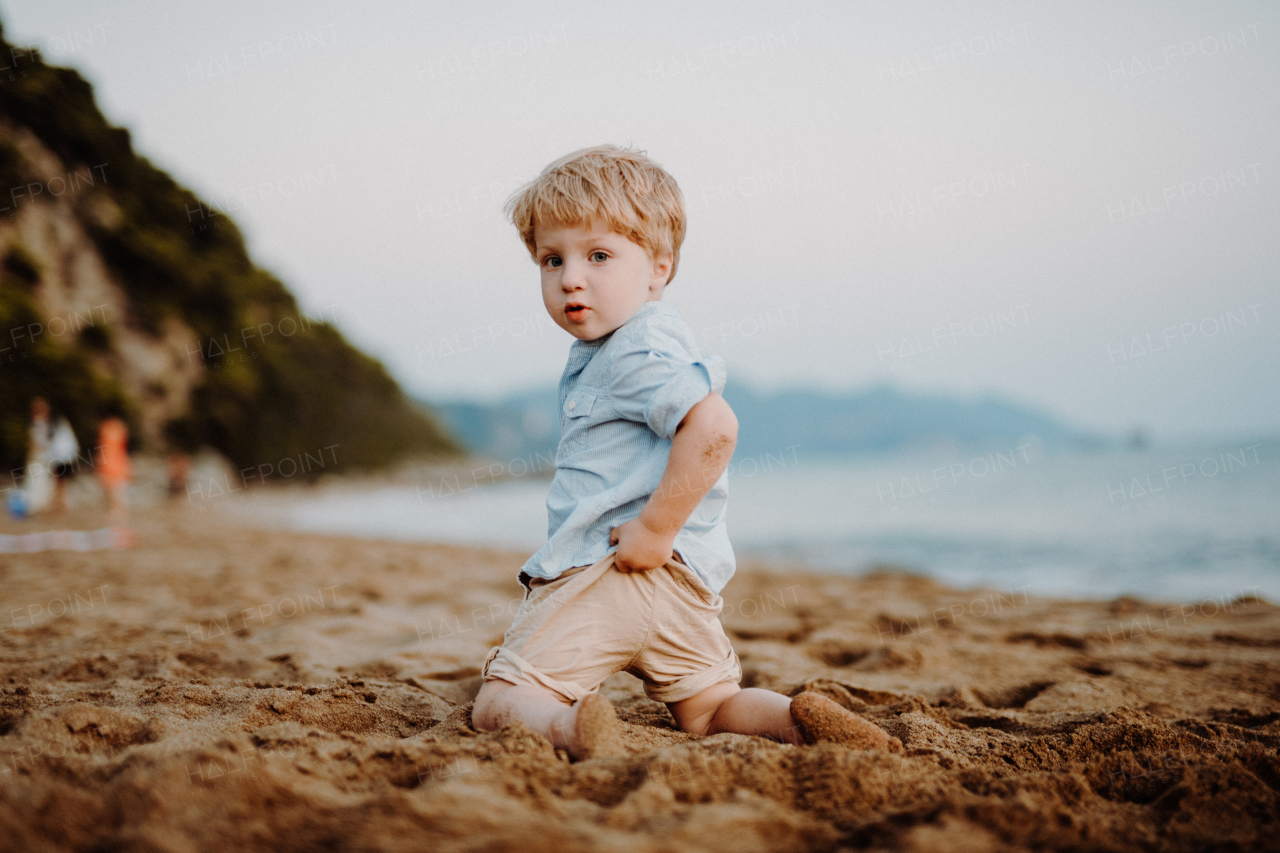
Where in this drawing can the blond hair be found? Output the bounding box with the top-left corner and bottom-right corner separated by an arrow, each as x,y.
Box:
505,145 -> 686,285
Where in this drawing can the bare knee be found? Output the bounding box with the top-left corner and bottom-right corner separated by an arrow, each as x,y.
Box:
668,681 -> 741,736
471,679 -> 513,731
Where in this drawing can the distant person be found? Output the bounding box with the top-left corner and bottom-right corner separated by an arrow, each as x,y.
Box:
166,451 -> 190,500
25,398 -> 77,514
23,397 -> 67,512
470,146 -> 902,759
24,397 -> 54,514
96,416 -> 131,526
47,411 -> 80,515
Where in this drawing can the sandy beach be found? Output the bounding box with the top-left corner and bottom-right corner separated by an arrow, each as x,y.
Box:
1,504 -> 1278,852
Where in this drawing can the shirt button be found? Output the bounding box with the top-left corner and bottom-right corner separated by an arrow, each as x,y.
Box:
567,401 -> 576,410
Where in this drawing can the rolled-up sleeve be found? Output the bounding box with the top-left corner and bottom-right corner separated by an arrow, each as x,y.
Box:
609,333 -> 727,441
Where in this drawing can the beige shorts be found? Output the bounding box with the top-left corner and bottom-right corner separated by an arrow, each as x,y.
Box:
482,550 -> 741,705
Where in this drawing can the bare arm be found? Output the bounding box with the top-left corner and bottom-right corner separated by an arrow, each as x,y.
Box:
610,393 -> 738,572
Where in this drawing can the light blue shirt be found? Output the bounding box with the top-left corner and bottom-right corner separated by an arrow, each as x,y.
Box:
520,300 -> 735,593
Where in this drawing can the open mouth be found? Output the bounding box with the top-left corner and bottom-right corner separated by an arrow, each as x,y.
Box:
565,304 -> 588,319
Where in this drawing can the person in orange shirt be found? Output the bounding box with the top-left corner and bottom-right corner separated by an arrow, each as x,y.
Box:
96,416 -> 131,526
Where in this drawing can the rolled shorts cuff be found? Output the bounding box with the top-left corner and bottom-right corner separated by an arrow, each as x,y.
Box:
481,645 -> 589,705
641,650 -> 742,704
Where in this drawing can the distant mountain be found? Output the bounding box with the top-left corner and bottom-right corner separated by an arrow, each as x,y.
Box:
425,383 -> 1101,462
723,383 -> 1095,457
431,388 -> 561,462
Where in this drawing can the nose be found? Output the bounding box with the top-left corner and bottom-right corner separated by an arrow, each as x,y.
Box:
560,257 -> 586,290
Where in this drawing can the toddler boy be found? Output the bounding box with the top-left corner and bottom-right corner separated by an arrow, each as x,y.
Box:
472,145 -> 901,760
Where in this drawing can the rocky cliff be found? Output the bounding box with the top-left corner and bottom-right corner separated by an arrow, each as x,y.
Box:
0,24 -> 460,477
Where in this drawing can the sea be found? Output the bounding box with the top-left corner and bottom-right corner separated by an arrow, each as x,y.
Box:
248,440 -> 1280,603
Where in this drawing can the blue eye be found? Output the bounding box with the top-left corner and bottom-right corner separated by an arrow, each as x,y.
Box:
590,251 -> 607,262
544,256 -> 562,268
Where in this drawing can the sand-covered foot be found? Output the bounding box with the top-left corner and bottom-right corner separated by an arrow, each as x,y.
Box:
569,693 -> 626,761
790,692 -> 903,751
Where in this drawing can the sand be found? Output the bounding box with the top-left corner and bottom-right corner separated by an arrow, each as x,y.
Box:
1,504 -> 1277,851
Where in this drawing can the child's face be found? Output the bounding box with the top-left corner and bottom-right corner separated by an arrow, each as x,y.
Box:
534,220 -> 672,342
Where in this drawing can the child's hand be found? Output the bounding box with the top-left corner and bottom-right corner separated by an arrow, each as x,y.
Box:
609,517 -> 676,573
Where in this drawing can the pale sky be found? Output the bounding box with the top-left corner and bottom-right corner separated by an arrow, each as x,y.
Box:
5,0 -> 1278,440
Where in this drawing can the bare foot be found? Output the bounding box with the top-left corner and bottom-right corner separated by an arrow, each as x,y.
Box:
568,693 -> 627,761
789,692 -> 903,751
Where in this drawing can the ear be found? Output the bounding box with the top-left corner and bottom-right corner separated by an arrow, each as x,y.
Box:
649,251 -> 674,293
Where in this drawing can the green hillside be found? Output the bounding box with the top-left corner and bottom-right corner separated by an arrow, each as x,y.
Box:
0,24 -> 461,477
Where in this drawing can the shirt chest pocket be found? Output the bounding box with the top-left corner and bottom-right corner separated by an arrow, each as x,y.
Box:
559,390 -> 597,453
